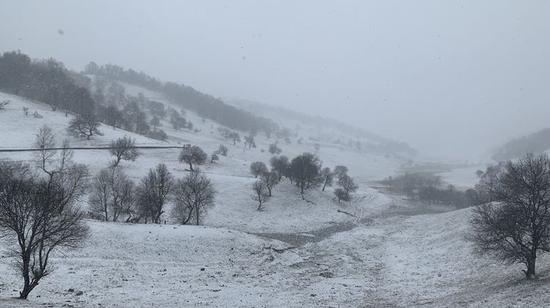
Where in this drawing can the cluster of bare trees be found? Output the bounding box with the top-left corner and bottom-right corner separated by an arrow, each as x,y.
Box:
250,153 -> 358,209
89,143 -> 217,225
471,153 -> 550,279
89,167 -> 135,222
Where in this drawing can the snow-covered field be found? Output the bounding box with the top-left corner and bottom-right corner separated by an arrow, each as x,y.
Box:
1,89 -> 548,307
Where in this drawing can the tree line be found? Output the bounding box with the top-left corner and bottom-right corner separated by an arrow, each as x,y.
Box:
84,62 -> 279,135
0,51 -> 96,118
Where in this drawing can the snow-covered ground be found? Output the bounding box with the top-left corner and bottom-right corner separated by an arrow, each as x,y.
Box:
1,90 -> 548,307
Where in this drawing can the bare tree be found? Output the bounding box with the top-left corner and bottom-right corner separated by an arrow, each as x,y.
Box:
470,153 -> 550,279
172,171 -> 215,225
33,126 -> 57,176
252,180 -> 269,210
89,167 -> 135,222
250,161 -> 268,178
0,161 -> 89,299
320,167 -> 334,191
89,168 -> 112,221
110,136 -> 140,167
178,144 -> 207,171
136,164 -> 173,223
260,171 -> 279,197
68,115 -> 102,140
110,168 -> 135,222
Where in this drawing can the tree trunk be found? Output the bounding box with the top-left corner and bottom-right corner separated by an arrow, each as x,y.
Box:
189,162 -> 194,171
20,257 -> 30,299
322,179 -> 327,192
104,204 -> 109,222
524,253 -> 536,279
195,206 -> 200,225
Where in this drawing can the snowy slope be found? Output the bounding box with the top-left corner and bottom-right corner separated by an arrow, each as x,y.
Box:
1,89 -> 545,307
0,89 -> 398,233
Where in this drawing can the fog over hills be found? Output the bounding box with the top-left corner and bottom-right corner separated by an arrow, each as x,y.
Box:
1,1 -> 550,307
1,1 -> 549,159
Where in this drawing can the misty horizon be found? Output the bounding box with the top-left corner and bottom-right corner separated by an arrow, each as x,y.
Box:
2,1 -> 549,160
3,1 -> 550,306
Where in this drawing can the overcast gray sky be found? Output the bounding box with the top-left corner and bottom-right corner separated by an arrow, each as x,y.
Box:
1,0 -> 549,160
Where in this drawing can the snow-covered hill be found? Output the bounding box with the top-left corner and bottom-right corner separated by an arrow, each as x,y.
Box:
1,90 -> 548,307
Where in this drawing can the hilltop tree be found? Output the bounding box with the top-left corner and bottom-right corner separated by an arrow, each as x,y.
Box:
289,153 -> 323,198
172,171 -> 215,225
250,161 -> 268,178
109,136 -> 140,167
471,153 -> 550,279
179,144 -> 207,171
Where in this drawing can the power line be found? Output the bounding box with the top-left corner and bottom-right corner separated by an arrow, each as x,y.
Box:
0,145 -> 183,153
